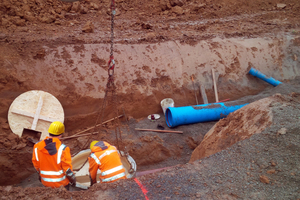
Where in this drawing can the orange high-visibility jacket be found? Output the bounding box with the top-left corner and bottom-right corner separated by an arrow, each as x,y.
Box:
32,136 -> 73,188
88,141 -> 126,184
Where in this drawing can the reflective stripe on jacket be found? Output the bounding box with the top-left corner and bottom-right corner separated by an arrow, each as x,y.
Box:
32,136 -> 73,188
88,141 -> 126,184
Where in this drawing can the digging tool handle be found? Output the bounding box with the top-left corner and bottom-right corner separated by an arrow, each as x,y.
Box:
200,84 -> 208,104
191,76 -> 199,105
212,69 -> 219,102
135,128 -> 183,134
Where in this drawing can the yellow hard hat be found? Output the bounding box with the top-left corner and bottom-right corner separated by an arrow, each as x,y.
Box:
90,140 -> 99,150
48,121 -> 65,135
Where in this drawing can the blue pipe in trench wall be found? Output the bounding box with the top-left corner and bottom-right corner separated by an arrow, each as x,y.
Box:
165,102 -> 249,128
248,67 -> 282,86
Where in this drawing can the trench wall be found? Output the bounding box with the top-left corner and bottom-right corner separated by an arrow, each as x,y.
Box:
9,36 -> 300,97
0,34 -> 299,118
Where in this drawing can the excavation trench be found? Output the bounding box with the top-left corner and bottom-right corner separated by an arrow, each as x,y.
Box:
0,34 -> 299,187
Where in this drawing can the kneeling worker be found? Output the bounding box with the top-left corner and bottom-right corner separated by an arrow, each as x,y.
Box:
89,141 -> 126,186
32,121 -> 76,190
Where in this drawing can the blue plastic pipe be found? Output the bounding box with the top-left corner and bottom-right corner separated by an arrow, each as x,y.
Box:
165,102 -> 249,128
248,67 -> 282,86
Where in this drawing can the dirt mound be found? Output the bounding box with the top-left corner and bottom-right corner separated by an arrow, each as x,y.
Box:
190,95 -> 275,162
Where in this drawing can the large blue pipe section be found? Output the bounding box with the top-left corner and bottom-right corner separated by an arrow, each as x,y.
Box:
165,102 -> 249,128
248,67 -> 282,86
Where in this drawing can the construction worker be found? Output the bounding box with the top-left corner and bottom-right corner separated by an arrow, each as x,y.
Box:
88,141 -> 126,186
32,121 -> 76,190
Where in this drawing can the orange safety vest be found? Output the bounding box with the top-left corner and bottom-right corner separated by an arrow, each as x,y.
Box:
88,141 -> 126,184
32,136 -> 73,188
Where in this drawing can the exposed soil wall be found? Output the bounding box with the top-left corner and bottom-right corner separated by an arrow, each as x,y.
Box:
1,36 -> 300,120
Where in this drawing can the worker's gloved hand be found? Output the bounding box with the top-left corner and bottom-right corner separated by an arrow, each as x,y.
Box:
66,169 -> 76,186
70,176 -> 76,186
36,170 -> 41,182
89,175 -> 96,187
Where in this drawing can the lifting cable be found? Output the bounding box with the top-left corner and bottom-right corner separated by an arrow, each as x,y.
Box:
72,0 -> 135,175
79,0 -> 125,155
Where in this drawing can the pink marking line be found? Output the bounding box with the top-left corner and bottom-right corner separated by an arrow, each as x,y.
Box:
134,178 -> 149,200
216,98 -> 230,103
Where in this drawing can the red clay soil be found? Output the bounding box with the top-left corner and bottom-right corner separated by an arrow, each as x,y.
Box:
0,0 -> 300,199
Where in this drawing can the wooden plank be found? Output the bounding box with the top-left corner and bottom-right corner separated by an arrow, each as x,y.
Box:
72,115 -> 124,137
38,115 -> 59,123
11,109 -> 35,118
31,96 -> 44,130
12,109 -> 59,123
61,132 -> 98,140
135,128 -> 183,134
212,69 -> 219,103
100,115 -> 123,125
200,85 -> 208,104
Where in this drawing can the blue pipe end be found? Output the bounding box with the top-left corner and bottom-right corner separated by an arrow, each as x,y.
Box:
166,102 -> 249,128
249,67 -> 282,86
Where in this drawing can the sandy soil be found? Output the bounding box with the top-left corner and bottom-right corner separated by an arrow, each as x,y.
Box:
0,0 -> 300,199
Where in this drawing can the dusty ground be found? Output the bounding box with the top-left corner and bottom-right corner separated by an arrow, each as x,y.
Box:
0,0 -> 300,199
